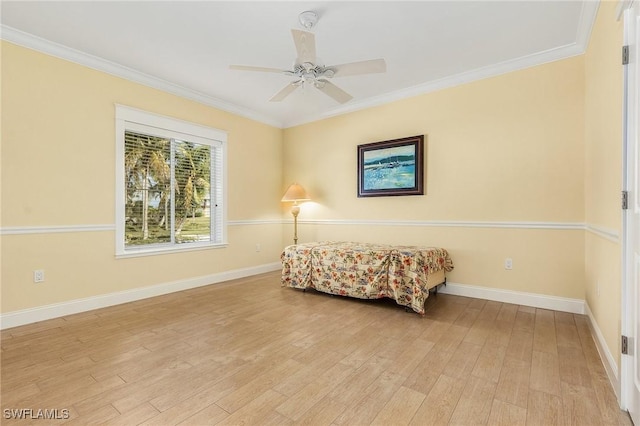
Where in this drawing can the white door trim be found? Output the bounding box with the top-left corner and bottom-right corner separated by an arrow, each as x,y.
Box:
621,0 -> 639,417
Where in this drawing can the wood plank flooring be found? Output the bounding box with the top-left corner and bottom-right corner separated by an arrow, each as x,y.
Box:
1,271 -> 632,425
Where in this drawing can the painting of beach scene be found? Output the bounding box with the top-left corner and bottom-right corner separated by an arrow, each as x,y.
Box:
357,135 -> 424,197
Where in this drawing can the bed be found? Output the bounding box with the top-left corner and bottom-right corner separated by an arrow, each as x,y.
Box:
281,241 -> 454,314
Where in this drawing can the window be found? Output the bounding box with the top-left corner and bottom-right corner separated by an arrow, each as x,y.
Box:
115,105 -> 227,257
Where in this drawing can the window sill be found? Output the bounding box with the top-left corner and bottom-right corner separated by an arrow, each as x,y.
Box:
116,241 -> 229,259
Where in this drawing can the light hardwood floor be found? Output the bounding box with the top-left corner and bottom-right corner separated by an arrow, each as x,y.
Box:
1,271 -> 632,425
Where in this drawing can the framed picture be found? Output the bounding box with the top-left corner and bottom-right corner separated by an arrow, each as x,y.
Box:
357,135 -> 424,197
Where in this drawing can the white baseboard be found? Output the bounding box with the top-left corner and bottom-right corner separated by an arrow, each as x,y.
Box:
585,302 -> 621,402
438,283 -> 622,402
0,262 -> 282,330
438,281 -> 585,314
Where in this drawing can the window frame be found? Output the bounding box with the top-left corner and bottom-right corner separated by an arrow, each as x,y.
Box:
115,105 -> 228,258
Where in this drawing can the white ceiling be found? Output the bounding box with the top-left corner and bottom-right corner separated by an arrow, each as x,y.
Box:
1,1 -> 598,128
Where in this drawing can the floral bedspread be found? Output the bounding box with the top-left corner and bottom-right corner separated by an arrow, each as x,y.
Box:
281,241 -> 454,314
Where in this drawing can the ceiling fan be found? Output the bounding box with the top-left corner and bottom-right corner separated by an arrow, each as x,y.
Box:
229,11 -> 386,104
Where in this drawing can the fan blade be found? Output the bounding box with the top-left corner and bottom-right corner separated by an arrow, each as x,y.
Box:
330,59 -> 386,78
270,82 -> 301,102
230,65 -> 288,74
315,79 -> 353,104
291,29 -> 316,64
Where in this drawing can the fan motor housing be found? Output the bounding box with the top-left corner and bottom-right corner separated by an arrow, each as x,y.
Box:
299,11 -> 318,29
294,63 -> 334,81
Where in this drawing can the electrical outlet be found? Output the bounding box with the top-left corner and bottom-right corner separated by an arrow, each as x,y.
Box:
255,243 -> 261,252
504,258 -> 513,270
34,270 -> 45,283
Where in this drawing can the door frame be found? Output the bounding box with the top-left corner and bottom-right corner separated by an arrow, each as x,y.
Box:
621,0 -> 638,415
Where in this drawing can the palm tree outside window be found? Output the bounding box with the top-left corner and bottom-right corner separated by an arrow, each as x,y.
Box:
115,105 -> 226,256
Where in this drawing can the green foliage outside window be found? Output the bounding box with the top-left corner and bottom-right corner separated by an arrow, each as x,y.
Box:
124,131 -> 211,247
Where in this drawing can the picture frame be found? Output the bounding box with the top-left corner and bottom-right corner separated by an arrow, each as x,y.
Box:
357,135 -> 424,197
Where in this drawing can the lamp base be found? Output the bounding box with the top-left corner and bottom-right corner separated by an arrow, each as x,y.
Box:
291,209 -> 299,245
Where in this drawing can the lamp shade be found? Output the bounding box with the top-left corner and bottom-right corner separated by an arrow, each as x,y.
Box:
281,183 -> 310,202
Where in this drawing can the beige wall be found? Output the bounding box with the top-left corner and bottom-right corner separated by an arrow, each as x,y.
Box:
584,1 -> 624,374
284,56 -> 586,299
0,3 -> 626,387
1,41 -> 284,313
285,58 -> 585,223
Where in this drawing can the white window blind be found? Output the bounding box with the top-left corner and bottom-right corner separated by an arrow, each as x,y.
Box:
116,105 -> 227,256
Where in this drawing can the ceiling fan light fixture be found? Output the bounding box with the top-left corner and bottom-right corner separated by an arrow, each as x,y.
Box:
321,68 -> 335,78
229,13 -> 385,104
298,11 -> 318,30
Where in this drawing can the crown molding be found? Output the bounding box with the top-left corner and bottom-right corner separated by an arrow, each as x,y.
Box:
1,0 -> 601,132
575,0 -> 600,50
285,41 -> 585,128
0,25 -> 283,129
285,1 -> 600,128
616,0 -> 632,21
